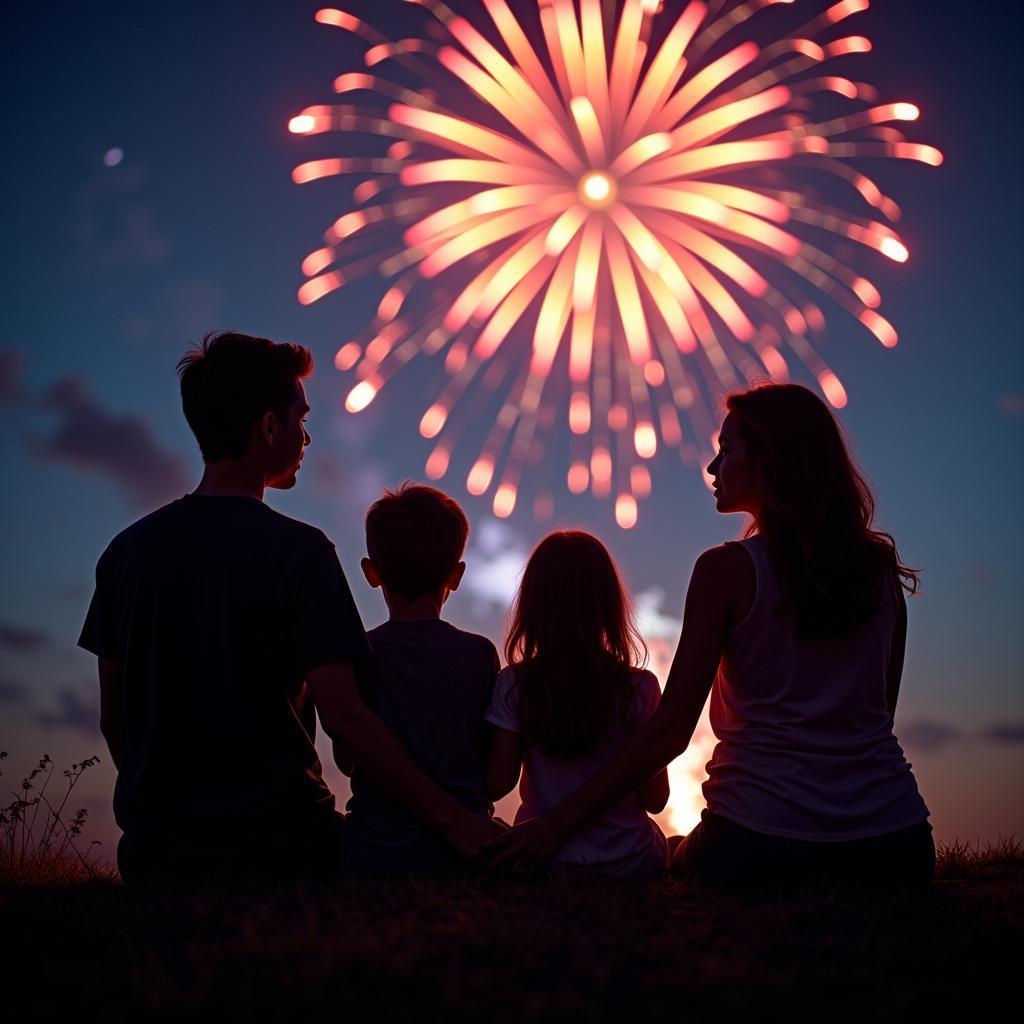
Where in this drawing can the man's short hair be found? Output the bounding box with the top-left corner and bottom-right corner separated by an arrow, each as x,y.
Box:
177,331 -> 313,463
365,483 -> 470,601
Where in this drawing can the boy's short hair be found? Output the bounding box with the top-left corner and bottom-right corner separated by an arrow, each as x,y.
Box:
177,330 -> 313,463
366,483 -> 470,601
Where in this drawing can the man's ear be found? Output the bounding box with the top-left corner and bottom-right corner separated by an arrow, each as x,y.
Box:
446,561 -> 466,593
361,557 -> 382,589
256,410 -> 278,447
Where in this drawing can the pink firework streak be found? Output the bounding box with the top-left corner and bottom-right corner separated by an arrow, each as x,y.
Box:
289,0 -> 941,528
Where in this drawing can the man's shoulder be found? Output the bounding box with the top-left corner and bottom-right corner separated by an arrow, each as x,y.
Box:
102,499 -> 187,556
100,498 -> 333,565
257,503 -> 333,550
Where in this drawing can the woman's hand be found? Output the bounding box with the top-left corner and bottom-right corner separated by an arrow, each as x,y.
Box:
444,810 -> 509,862
483,813 -> 569,872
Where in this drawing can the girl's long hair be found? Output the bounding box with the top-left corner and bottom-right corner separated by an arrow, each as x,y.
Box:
727,383 -> 920,638
504,531 -> 647,758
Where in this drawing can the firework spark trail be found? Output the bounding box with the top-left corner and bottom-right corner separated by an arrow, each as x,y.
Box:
290,0 -> 941,527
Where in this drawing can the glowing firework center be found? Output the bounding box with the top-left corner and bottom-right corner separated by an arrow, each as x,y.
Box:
290,1 -> 941,528
579,170 -> 616,209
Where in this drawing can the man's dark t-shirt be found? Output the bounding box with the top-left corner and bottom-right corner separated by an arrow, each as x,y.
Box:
346,619 -> 499,873
78,495 -> 369,868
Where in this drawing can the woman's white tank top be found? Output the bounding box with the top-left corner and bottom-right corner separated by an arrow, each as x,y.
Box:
702,535 -> 929,841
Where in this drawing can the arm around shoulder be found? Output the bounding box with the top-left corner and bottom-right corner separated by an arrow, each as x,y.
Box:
648,545 -> 742,746
559,546 -> 739,818
631,670 -> 670,813
636,767 -> 670,814
307,660 -> 501,858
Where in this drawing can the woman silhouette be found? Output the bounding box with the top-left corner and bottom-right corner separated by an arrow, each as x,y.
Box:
489,383 -> 934,887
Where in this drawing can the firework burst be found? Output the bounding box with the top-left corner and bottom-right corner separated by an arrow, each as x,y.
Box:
289,0 -> 941,527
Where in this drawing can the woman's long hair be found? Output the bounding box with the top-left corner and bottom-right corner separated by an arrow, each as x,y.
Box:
505,531 -> 647,758
727,383 -> 919,638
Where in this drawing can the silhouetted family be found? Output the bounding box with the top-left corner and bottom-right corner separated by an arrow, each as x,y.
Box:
79,331 -> 934,887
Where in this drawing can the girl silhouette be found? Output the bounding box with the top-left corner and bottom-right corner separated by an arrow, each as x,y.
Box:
489,383 -> 933,887
485,531 -> 670,878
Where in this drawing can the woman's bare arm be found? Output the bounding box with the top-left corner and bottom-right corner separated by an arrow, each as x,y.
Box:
332,740 -> 355,777
636,766 -> 670,814
308,660 -> 502,860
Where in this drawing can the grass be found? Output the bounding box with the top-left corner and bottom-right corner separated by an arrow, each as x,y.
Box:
2,754 -> 1020,1020
934,834 -> 1024,880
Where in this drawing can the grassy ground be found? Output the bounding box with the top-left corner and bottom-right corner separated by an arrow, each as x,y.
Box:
1,840 -> 1020,1022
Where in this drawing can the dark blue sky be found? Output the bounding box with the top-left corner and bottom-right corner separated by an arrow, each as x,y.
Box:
3,0 -> 1022,852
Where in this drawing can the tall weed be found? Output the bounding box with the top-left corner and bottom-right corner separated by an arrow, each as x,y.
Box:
0,751 -> 113,884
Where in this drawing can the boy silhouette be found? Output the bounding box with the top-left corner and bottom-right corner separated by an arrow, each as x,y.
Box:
79,331 -> 498,881
341,484 -> 501,873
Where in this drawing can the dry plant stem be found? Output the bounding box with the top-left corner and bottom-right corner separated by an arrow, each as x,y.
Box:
25,758 -> 51,857
1,751 -> 105,878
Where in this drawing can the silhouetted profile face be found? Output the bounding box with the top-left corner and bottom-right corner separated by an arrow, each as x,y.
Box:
706,412 -> 760,516
266,381 -> 310,490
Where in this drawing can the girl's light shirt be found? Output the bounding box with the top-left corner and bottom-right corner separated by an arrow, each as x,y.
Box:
486,667 -> 667,869
703,535 -> 930,841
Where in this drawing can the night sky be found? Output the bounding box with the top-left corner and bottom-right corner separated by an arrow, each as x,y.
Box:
3,0 -> 1022,859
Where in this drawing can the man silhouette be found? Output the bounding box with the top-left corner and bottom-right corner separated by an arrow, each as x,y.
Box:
79,331 -> 498,880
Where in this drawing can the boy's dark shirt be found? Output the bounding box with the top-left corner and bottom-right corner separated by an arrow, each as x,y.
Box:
78,494 -> 369,867
346,619 -> 499,872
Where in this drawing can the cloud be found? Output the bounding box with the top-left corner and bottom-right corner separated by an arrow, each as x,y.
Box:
0,622 -> 50,653
896,719 -> 1024,750
320,403 -> 396,508
33,686 -> 99,735
311,454 -> 345,490
50,582 -> 89,604
966,562 -> 995,590
634,587 -> 683,684
461,519 -> 530,614
635,587 -> 682,641
458,537 -> 686,673
30,376 -> 190,509
0,350 -> 25,403
997,392 -> 1024,418
980,722 -> 1024,745
309,451 -> 388,515
897,718 -> 964,753
0,678 -> 28,703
